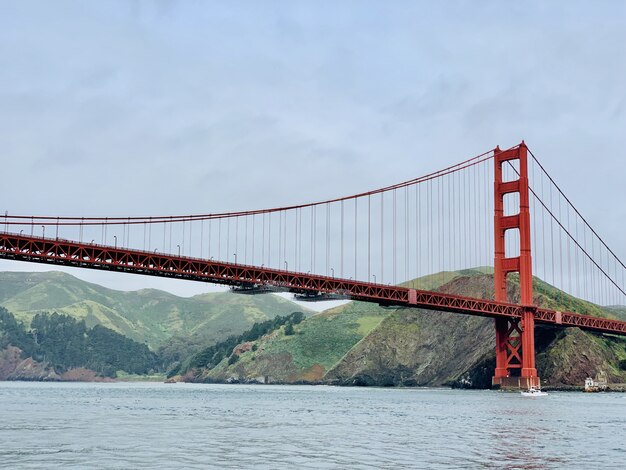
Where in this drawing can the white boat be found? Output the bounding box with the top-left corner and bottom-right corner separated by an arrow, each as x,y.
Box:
521,387 -> 548,397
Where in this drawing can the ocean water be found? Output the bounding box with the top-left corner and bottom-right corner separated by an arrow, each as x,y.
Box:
0,382 -> 624,469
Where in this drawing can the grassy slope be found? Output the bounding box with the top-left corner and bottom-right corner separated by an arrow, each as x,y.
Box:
400,267 -> 493,290
606,306 -> 626,321
0,271 -> 314,349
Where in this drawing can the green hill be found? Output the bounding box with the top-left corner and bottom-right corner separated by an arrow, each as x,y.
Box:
606,306 -> 626,321
0,271 -> 315,350
188,268 -> 626,388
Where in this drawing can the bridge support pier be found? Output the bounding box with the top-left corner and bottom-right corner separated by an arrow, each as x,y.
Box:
492,142 -> 540,390
492,308 -> 539,390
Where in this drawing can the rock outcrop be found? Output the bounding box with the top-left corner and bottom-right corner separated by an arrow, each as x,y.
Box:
0,346 -> 60,381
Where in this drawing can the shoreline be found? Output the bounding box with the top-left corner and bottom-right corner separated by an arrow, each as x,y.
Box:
4,377 -> 624,392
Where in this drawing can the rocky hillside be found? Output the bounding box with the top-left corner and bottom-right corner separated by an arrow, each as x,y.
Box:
185,269 -> 626,388
325,273 -> 626,388
0,271 -> 315,349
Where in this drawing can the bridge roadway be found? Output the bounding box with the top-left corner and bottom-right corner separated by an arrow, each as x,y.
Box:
1,232 -> 625,336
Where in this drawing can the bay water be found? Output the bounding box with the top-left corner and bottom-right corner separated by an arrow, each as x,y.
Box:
0,382 -> 624,469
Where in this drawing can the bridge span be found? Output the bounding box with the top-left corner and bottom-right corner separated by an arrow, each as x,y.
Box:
2,142 -> 625,389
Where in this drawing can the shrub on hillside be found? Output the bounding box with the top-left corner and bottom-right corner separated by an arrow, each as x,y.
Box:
185,311 -> 305,372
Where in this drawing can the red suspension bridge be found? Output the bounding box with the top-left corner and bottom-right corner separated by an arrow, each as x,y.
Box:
2,142 -> 625,388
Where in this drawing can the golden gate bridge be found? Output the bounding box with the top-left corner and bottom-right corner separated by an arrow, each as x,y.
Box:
1,142 -> 625,389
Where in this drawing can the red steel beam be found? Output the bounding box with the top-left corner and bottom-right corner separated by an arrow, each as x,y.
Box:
2,232 -> 626,336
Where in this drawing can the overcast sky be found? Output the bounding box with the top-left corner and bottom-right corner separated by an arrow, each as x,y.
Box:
1,1 -> 625,302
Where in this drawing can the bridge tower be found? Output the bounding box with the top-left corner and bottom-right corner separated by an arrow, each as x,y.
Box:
492,142 -> 540,389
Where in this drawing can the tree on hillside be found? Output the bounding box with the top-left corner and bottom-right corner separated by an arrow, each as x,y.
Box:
0,307 -> 35,355
87,324 -> 159,376
31,313 -> 87,368
1,308 -> 160,377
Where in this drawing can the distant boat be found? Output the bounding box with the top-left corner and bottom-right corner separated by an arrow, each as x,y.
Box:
521,387 -> 548,397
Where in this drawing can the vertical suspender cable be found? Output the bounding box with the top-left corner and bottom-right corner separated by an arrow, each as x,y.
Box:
341,200 -> 344,278
415,183 -> 419,284
391,189 -> 396,285
484,159 -> 490,297
268,212 -> 271,267
474,162 -> 479,270
354,198 -> 358,280
326,203 -> 330,276
381,192 -> 384,284
277,212 -> 281,268
368,195 -> 371,282
428,179 -> 432,276
448,174 -> 452,275
312,206 -> 315,273
235,216 -> 238,262
293,209 -> 297,270
226,217 -> 230,263
405,186 -> 409,282
299,207 -> 302,271
294,209 -> 298,271
438,177 -> 442,286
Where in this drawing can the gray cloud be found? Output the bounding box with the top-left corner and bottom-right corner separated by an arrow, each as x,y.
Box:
0,1 -> 624,296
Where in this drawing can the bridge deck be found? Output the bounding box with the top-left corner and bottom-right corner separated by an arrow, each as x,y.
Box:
1,232 -> 625,336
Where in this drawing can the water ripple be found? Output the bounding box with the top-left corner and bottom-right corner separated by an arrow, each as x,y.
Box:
0,383 -> 624,469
